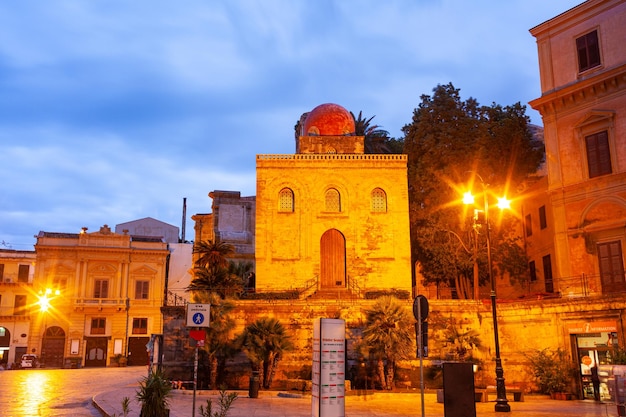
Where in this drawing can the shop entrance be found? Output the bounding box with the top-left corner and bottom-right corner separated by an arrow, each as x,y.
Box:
570,320 -> 619,401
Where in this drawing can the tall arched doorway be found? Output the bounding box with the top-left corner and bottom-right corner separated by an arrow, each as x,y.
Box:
42,326 -> 65,368
320,229 -> 346,288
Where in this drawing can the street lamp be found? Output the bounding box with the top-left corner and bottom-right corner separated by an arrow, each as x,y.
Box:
463,177 -> 511,413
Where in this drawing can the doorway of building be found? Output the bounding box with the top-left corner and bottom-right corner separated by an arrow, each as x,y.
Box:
320,229 -> 346,288
41,326 -> 65,367
84,337 -> 108,367
0,326 -> 10,368
575,331 -> 618,401
127,337 -> 150,366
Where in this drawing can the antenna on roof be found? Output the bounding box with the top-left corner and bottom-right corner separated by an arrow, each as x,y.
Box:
181,197 -> 187,243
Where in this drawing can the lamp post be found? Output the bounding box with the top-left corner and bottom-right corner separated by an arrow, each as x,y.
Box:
463,178 -> 511,413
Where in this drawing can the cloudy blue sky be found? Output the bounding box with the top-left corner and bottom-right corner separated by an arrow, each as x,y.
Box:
0,0 -> 581,249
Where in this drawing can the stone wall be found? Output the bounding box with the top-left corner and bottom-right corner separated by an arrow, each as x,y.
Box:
161,295 -> 626,393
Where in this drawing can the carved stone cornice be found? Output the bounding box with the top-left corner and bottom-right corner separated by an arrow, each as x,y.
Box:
530,64 -> 626,118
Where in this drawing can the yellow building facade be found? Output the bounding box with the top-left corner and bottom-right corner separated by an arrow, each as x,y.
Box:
0,249 -> 36,368
255,103 -> 412,296
31,225 -> 169,367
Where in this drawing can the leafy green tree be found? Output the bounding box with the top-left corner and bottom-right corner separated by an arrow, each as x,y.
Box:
402,83 -> 544,297
237,317 -> 293,389
361,296 -> 414,390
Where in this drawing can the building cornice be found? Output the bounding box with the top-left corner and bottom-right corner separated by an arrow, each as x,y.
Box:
529,64 -> 626,117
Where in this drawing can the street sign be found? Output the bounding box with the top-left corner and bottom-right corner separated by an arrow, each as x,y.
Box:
413,295 -> 429,321
186,303 -> 210,328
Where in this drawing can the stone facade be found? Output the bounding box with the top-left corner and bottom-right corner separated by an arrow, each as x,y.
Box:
255,103 -> 412,295
529,0 -> 626,293
0,249 -> 36,367
30,225 -> 169,368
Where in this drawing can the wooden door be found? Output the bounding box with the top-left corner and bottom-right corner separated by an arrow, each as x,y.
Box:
84,337 -> 107,367
320,229 -> 346,288
42,326 -> 66,367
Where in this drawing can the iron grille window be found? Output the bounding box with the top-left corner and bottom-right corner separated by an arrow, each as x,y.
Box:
278,188 -> 294,212
371,188 -> 387,212
325,188 -> 341,212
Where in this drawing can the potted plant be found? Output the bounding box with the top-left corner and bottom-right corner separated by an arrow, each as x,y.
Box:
136,368 -> 172,417
118,355 -> 128,367
525,348 -> 577,399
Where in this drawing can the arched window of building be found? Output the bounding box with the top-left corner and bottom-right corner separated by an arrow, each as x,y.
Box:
325,188 -> 341,212
371,188 -> 387,212
278,188 -> 294,212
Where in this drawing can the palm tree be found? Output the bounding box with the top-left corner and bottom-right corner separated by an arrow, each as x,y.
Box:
188,265 -> 244,299
193,240 -> 234,270
237,317 -> 293,389
351,111 -> 392,154
362,296 -> 414,390
188,240 -> 244,298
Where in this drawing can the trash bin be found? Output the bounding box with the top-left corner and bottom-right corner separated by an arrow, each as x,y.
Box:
249,371 -> 260,398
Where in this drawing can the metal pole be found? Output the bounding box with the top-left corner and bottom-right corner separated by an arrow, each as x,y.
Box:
418,298 -> 425,417
484,190 -> 510,412
192,344 -> 198,417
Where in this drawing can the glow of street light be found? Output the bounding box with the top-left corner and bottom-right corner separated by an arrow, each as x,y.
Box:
497,197 -> 511,210
39,294 -> 50,312
463,191 -> 475,205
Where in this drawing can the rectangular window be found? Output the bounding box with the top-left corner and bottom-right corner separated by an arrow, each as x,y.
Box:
135,280 -> 149,300
18,264 -> 29,283
529,261 -> 537,282
0,264 -> 4,280
132,318 -> 148,334
598,241 -> 625,293
576,30 -> 601,73
539,206 -> 547,230
91,318 -> 106,335
525,214 -> 533,237
586,131 -> 612,178
542,255 -> 554,293
14,295 -> 27,315
94,280 -> 109,299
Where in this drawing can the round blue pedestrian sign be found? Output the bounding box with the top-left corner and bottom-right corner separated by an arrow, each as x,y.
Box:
193,312 -> 205,325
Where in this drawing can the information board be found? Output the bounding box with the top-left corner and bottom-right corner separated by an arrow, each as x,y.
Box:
312,318 -> 345,417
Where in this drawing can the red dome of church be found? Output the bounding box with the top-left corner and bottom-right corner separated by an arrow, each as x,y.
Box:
303,103 -> 355,136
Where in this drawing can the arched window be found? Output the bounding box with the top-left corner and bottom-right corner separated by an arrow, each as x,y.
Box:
325,188 -> 341,212
278,188 -> 294,212
371,188 -> 387,212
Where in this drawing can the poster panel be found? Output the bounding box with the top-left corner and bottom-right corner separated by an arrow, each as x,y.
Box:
312,318 -> 345,417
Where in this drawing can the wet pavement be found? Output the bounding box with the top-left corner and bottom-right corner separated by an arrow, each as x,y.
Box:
93,385 -> 622,417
